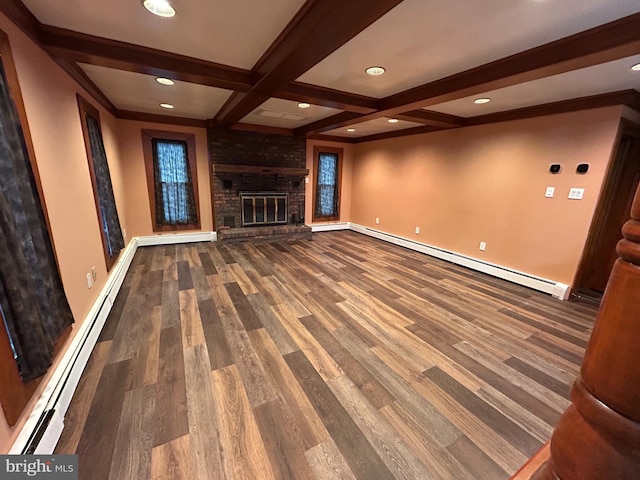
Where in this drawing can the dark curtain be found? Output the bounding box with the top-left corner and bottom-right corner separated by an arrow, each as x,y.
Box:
85,115 -> 124,258
315,152 -> 338,217
0,62 -> 74,383
152,139 -> 198,225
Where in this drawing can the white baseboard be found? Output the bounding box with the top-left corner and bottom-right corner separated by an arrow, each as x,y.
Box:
349,223 -> 569,300
310,222 -> 351,232
9,237 -> 138,454
9,230 -> 218,454
136,231 -> 215,246
10,223 -> 569,454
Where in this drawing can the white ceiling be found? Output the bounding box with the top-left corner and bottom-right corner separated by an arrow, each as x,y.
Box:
80,64 -> 233,119
297,0 -> 640,98
22,0 -> 305,69
429,54 -> 640,117
241,98 -> 343,129
16,0 -> 640,137
323,117 -> 424,138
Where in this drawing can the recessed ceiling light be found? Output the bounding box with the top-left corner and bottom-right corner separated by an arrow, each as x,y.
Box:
387,118 -> 399,124
143,0 -> 176,17
365,66 -> 386,76
156,77 -> 175,85
159,103 -> 174,109
346,128 -> 356,132
631,63 -> 640,71
474,98 -> 491,104
297,102 -> 311,109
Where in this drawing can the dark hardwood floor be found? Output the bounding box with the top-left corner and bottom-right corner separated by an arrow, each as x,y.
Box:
55,231 -> 597,479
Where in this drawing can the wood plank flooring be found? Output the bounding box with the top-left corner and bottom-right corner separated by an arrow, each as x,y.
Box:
55,231 -> 597,479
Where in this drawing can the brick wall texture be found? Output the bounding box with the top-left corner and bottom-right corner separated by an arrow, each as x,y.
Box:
209,128 -> 307,229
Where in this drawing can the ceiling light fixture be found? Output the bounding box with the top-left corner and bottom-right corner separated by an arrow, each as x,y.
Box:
143,0 -> 176,17
387,118 -> 399,123
631,63 -> 640,71
159,103 -> 174,109
474,98 -> 491,104
346,128 -> 356,132
156,77 -> 175,85
365,66 -> 386,76
297,102 -> 311,109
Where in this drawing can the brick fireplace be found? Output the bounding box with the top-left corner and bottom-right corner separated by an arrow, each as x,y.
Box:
209,128 -> 311,242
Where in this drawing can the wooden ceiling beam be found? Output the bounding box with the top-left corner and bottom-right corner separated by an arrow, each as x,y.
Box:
298,12 -> 640,135
212,0 -> 403,127
306,90 -> 639,144
395,110 -> 464,128
0,0 -> 41,44
55,58 -> 116,112
279,82 -> 379,114
39,26 -> 254,92
32,27 -> 382,114
465,90 -> 640,127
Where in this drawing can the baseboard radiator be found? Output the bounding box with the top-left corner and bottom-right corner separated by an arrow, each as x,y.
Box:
9,226 -> 568,453
314,222 -> 569,300
9,231 -> 215,454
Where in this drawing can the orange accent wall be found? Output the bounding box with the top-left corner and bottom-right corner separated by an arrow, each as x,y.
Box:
350,107 -> 623,285
116,120 -> 212,238
0,13 -> 127,450
305,139 -> 354,224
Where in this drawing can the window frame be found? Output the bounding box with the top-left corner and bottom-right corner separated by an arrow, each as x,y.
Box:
141,129 -> 201,232
312,146 -> 343,222
0,29 -> 72,426
77,94 -> 123,271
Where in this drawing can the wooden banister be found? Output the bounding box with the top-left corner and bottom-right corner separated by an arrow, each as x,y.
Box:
532,184 -> 640,479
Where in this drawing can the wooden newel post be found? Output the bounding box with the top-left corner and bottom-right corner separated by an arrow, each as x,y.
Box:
532,185 -> 640,479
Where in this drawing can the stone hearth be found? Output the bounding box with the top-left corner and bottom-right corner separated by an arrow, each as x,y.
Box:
217,225 -> 312,244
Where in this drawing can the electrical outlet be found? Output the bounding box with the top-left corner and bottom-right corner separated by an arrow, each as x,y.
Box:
92,266 -> 97,281
305,177 -> 309,184
415,226 -> 420,234
545,187 -> 555,198
375,217 -> 380,224
86,273 -> 93,289
479,241 -> 487,251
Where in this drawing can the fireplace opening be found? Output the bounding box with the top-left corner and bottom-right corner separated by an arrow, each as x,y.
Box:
241,192 -> 288,227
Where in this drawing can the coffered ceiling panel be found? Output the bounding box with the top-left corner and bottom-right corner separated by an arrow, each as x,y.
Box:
6,0 -> 640,135
428,55 -> 640,118
297,0 -> 640,98
322,117 -> 424,138
22,0 -> 305,69
80,64 -> 233,119
241,98 -> 343,129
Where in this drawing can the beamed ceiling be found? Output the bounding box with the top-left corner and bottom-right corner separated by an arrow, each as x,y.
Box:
4,0 -> 640,142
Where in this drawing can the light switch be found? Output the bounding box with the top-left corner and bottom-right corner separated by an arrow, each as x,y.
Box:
568,188 -> 584,200
545,187 -> 555,198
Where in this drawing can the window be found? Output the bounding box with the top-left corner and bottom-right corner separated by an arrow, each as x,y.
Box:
142,129 -> 200,231
77,95 -> 125,270
312,146 -> 342,221
0,29 -> 74,425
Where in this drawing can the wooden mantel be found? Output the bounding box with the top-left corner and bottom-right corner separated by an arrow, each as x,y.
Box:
212,164 -> 309,177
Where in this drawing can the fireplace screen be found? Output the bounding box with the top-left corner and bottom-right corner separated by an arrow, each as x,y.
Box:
241,192 -> 288,226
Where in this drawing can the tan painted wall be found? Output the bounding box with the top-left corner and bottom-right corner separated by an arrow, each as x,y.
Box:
0,14 -> 129,450
305,139 -> 354,224
351,107 -> 623,285
0,7 -> 629,453
116,120 -> 212,238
